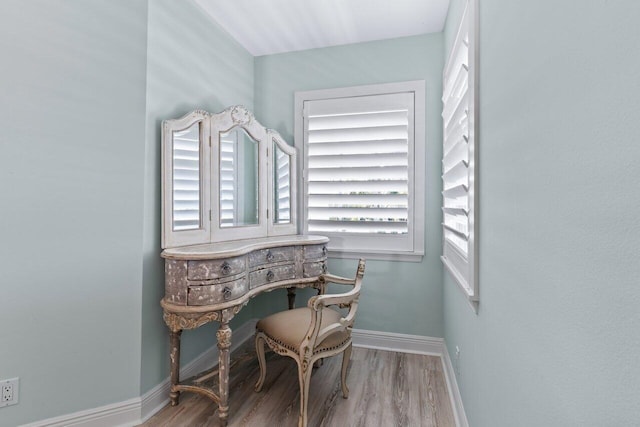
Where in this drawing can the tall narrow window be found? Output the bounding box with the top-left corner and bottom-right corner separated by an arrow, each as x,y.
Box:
296,81 -> 425,261
442,0 -> 479,302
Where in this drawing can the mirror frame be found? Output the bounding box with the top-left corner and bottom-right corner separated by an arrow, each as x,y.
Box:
161,106 -> 297,249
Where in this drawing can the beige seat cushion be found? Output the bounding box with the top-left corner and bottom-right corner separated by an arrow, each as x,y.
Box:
256,307 -> 350,353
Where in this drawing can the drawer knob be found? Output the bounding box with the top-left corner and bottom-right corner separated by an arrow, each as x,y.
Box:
266,270 -> 275,282
266,250 -> 274,262
221,262 -> 231,275
223,286 -> 232,300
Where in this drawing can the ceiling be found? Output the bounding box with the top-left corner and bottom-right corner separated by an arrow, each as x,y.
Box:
194,0 -> 450,57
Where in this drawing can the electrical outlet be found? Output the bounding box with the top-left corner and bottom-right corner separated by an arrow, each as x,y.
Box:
0,378 -> 19,408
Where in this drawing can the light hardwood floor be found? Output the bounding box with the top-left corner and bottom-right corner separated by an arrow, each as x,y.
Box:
141,341 -> 455,427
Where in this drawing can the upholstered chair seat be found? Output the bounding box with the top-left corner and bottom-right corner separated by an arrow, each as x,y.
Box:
254,259 -> 366,427
257,306 -> 350,354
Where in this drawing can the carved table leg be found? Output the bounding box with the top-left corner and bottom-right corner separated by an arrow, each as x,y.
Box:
287,287 -> 296,309
169,329 -> 182,406
217,322 -> 232,427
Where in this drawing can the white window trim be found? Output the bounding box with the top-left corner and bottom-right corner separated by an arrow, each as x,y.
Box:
295,80 -> 425,262
441,0 -> 479,305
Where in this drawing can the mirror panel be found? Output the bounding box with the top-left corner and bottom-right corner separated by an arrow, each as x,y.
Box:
273,141 -> 291,224
219,128 -> 259,228
172,122 -> 201,231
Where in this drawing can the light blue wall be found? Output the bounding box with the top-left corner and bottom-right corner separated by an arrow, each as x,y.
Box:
141,0 -> 255,393
443,1 -> 640,425
6,2 -> 636,425
254,34 -> 445,337
0,1 -> 148,425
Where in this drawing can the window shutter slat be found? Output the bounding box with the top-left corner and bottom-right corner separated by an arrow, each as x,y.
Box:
309,152 -> 407,168
308,179 -> 407,194
442,183 -> 468,197
308,139 -> 408,155
308,124 -> 408,144
443,158 -> 468,178
308,219 -> 408,234
308,110 -> 408,130
308,165 -> 408,182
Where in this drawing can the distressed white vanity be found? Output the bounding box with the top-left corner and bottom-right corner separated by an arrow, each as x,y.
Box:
160,106 -> 328,426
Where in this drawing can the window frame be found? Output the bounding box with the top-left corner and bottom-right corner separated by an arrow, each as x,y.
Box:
294,80 -> 426,262
441,0 -> 479,304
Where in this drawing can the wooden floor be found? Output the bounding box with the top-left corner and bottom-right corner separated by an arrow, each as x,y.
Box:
141,341 -> 455,427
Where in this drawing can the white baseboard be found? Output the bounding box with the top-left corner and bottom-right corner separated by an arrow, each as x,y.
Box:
21,322 -> 468,427
19,398 -> 141,427
440,343 -> 469,427
352,328 -> 445,356
352,328 -> 468,427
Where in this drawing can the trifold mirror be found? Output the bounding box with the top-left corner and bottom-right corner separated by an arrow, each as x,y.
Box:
161,106 -> 297,249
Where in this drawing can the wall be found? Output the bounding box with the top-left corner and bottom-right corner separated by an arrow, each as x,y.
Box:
442,1 -> 640,425
254,34 -> 445,337
141,0 -> 255,393
0,1 -> 149,425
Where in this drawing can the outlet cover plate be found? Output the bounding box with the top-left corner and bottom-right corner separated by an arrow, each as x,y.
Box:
0,377 -> 19,408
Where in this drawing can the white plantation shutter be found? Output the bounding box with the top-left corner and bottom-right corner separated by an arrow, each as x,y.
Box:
172,124 -> 201,231
297,82 -> 425,259
306,95 -> 411,237
442,0 -> 479,302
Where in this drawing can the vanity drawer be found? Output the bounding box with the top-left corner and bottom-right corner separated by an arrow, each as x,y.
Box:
303,260 -> 327,278
249,264 -> 296,289
249,246 -> 295,268
187,256 -> 246,281
303,244 -> 328,260
187,276 -> 248,306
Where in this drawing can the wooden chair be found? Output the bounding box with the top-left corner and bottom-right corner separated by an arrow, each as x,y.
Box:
254,259 -> 366,427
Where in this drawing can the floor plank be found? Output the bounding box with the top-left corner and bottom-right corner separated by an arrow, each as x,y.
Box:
140,341 -> 455,427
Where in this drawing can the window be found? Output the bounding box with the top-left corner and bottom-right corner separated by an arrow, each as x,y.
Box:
295,81 -> 425,261
441,0 -> 479,302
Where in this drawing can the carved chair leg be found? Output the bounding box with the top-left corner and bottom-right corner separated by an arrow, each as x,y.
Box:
341,343 -> 352,398
297,359 -> 314,427
254,334 -> 267,392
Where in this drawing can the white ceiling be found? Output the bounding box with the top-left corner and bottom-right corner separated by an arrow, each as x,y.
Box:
194,0 -> 450,56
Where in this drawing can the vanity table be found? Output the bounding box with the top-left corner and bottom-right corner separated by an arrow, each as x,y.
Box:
161,234 -> 328,426
159,106 -> 329,426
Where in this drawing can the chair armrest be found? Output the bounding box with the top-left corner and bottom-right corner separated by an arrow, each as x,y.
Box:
308,287 -> 359,311
310,259 -> 366,310
319,273 -> 356,286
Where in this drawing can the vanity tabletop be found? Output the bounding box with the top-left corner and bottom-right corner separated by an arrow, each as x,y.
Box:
161,234 -> 329,260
